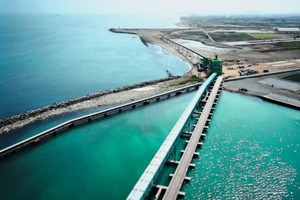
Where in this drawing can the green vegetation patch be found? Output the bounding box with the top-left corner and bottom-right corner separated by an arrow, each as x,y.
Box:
274,41 -> 300,49
177,75 -> 203,85
180,16 -> 300,28
290,49 -> 300,52
209,32 -> 257,42
181,31 -> 208,38
249,33 -> 282,39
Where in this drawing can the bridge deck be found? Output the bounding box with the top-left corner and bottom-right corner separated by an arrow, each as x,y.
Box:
161,36 -> 204,65
127,73 -> 217,200
162,76 -> 223,200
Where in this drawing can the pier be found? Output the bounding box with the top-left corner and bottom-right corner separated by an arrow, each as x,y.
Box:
0,83 -> 203,159
127,73 -> 223,200
161,36 -> 204,65
163,76 -> 223,200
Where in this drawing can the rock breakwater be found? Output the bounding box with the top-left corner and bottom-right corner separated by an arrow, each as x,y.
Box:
0,76 -> 180,131
109,28 -> 153,46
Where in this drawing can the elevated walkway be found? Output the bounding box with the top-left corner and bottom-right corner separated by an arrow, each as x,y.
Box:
127,73 -> 220,200
161,36 -> 204,65
162,75 -> 223,199
0,83 -> 203,159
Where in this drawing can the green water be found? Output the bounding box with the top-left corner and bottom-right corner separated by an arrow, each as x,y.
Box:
183,91 -> 300,199
0,91 -> 299,199
0,93 -> 194,200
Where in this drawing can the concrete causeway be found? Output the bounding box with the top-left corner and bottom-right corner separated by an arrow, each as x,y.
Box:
127,73 -> 222,200
163,75 -> 223,200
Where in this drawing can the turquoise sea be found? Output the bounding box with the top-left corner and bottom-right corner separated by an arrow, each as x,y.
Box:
0,15 -> 299,199
0,91 -> 299,199
0,14 -> 188,118
184,92 -> 300,199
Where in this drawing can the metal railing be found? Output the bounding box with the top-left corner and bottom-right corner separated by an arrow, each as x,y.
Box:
0,82 -> 204,159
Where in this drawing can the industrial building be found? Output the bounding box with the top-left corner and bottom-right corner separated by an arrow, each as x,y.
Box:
274,27 -> 300,34
199,55 -> 223,75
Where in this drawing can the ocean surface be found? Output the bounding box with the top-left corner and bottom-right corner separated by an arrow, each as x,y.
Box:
0,14 -> 188,118
0,91 -> 299,199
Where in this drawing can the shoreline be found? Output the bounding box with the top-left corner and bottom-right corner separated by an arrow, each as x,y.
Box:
223,69 -> 300,110
109,28 -> 196,65
2,26 -> 300,133
224,87 -> 300,110
0,76 -> 203,133
1,28 -> 199,134
109,28 -> 153,47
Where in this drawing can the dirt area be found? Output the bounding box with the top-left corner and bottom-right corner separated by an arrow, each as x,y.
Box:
223,59 -> 300,78
112,28 -> 300,74
223,70 -> 300,108
118,27 -> 300,109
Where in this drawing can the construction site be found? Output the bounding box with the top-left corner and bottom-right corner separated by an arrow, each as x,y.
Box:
110,15 -> 300,109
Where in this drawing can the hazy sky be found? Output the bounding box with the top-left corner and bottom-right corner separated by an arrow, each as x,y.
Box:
1,0 -> 300,15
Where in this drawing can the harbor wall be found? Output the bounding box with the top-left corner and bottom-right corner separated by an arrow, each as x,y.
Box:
0,82 -> 203,159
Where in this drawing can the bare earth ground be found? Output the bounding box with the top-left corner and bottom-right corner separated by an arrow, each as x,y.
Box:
113,28 -> 300,76
223,70 -> 300,108
223,59 -> 300,78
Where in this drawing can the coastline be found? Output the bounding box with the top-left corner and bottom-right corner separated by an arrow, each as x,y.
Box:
1,27 -> 200,134
109,28 -> 153,46
109,28 -> 195,65
223,69 -> 300,110
224,86 -> 300,110
0,76 -> 202,133
2,26 -> 300,134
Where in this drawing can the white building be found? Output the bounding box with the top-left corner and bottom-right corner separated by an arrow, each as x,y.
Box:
274,27 -> 300,34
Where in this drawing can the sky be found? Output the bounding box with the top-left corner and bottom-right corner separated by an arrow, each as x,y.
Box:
0,0 -> 300,15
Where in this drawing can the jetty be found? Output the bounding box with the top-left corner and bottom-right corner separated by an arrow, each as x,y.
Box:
127,73 -> 223,199
161,36 -> 204,65
162,75 -> 223,199
0,83 -> 203,159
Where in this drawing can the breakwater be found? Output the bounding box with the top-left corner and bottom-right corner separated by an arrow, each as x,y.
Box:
0,76 -> 180,131
109,28 -> 153,46
0,81 -> 203,158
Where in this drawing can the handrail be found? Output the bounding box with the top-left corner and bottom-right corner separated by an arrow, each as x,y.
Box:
161,36 -> 204,58
127,73 -> 217,200
0,82 -> 203,158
